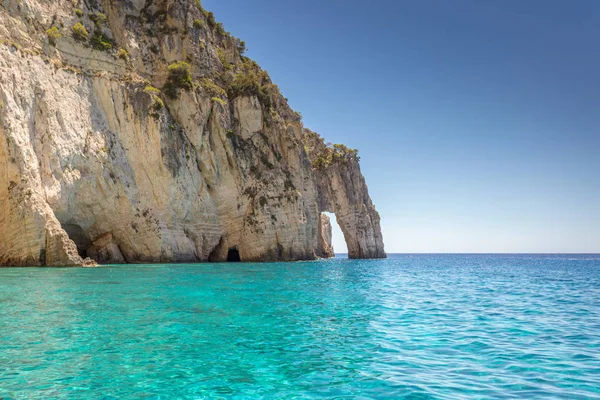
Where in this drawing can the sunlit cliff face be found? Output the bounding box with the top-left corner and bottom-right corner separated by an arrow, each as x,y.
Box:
0,0 -> 384,266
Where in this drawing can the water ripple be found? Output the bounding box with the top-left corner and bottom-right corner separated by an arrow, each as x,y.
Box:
0,254 -> 599,398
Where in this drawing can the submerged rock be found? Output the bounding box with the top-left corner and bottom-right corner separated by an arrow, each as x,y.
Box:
0,0 -> 385,266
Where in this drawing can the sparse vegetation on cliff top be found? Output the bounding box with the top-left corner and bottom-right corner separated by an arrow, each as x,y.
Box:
303,129 -> 360,170
193,19 -> 204,29
226,60 -> 281,108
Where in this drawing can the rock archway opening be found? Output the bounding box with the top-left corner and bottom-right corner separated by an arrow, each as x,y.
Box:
227,247 -> 241,262
321,212 -> 347,258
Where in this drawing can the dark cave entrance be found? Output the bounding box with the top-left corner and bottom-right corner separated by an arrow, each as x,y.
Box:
61,223 -> 91,258
227,247 -> 241,262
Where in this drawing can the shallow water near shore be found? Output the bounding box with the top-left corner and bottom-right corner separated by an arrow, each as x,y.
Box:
1,254 -> 599,399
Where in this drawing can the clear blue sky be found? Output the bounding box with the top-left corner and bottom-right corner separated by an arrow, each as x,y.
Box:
203,0 -> 600,253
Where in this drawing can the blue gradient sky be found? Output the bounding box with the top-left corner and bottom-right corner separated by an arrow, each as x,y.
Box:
203,0 -> 600,253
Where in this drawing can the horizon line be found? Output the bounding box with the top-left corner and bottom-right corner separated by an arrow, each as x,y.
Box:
334,252 -> 600,255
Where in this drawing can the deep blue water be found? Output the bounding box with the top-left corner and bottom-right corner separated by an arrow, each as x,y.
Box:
1,254 -> 600,399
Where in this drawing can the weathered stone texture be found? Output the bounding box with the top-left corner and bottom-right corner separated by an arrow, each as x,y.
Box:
0,0 -> 384,265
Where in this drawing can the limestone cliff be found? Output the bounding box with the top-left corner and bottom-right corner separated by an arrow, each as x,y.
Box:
0,0 -> 385,266
304,130 -> 386,259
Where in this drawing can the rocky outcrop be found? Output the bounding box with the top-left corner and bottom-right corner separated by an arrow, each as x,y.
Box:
315,162 -> 386,259
87,233 -> 125,264
0,0 -> 384,266
316,213 -> 334,258
0,101 -> 95,267
304,130 -> 386,259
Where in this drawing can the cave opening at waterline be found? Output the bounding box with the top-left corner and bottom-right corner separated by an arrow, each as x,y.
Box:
227,247 -> 241,262
61,223 -> 92,259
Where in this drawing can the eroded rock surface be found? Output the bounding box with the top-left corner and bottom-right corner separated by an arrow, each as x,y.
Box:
0,0 -> 384,266
315,162 -> 386,259
316,213 -> 335,258
304,130 -> 386,259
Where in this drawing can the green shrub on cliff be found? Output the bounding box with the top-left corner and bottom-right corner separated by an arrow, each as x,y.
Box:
46,27 -> 62,46
164,61 -> 193,98
142,86 -> 163,115
236,40 -> 246,55
89,12 -> 107,28
212,97 -> 227,106
168,62 -> 193,88
152,95 -> 164,111
332,143 -> 360,162
215,22 -> 227,36
303,129 -> 359,170
90,30 -> 112,51
117,48 -> 129,60
74,8 -> 83,18
206,11 -> 216,28
228,71 -> 261,98
193,19 -> 204,29
227,68 -> 279,108
198,78 -> 227,99
72,23 -> 89,41
144,86 -> 161,95
218,48 -> 233,71
196,6 -> 222,34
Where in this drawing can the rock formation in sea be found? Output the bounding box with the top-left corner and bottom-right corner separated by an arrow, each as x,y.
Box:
316,213 -> 334,259
0,0 -> 385,266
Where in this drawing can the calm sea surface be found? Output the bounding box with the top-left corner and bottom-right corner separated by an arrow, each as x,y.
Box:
1,254 -> 599,399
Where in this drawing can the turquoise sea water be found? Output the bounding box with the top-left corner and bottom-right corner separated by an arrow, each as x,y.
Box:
1,254 -> 600,399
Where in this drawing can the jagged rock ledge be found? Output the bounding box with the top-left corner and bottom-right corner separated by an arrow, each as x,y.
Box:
0,0 -> 385,266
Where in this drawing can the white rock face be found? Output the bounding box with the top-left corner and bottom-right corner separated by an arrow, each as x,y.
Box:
234,96 -> 262,140
315,162 -> 386,259
317,213 -> 335,258
0,0 -> 385,266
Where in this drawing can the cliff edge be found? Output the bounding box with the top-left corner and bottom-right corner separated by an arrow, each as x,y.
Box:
0,0 -> 385,265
